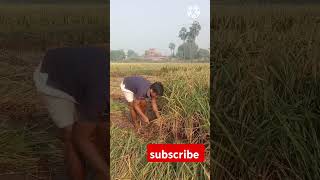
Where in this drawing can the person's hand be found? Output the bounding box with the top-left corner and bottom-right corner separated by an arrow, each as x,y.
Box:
143,116 -> 150,124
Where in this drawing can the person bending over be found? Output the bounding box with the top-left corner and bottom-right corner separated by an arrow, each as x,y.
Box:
120,76 -> 163,129
33,47 -> 109,180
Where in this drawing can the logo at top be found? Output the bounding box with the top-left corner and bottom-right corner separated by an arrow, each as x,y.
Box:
187,5 -> 200,20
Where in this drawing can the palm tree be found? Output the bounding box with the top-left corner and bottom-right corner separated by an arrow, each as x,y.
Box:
172,43 -> 176,57
178,22 -> 201,59
169,43 -> 176,57
179,27 -> 188,59
188,21 -> 201,43
185,21 -> 201,59
179,27 -> 188,42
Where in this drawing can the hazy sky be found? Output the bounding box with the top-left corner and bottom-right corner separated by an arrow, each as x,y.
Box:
110,0 -> 210,55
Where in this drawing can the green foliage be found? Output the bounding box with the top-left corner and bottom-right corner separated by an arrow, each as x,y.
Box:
127,49 -> 138,59
110,50 -> 125,61
178,21 -> 201,60
178,27 -> 188,42
187,21 -> 201,43
197,48 -> 210,59
160,65 -> 210,142
177,42 -> 199,59
110,99 -> 127,112
168,42 -> 176,56
212,5 -> 320,179
0,124 -> 63,173
110,64 -> 210,179
111,126 -> 209,179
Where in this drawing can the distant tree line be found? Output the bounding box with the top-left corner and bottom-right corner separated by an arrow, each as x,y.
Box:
110,50 -> 125,61
111,21 -> 210,61
110,49 -> 138,61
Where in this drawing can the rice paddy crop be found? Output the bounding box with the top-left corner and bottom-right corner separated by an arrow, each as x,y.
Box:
211,4 -> 320,180
0,50 -> 64,177
110,63 -> 210,179
0,3 -> 107,178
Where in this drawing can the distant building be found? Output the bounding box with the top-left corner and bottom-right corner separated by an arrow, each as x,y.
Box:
144,48 -> 167,61
145,48 -> 162,57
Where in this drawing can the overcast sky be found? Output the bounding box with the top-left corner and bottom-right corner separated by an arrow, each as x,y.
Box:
110,0 -> 210,55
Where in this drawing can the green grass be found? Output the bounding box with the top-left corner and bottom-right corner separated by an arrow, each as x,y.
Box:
0,3 -> 107,176
111,126 -> 210,180
160,65 -> 210,144
110,63 -> 210,179
111,62 -> 208,77
110,99 -> 127,113
212,5 -> 320,180
0,124 -> 63,173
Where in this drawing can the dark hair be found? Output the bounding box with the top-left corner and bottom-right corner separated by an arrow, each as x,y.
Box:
150,82 -> 164,96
